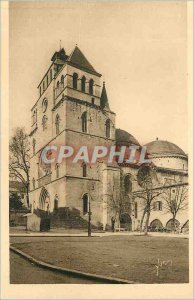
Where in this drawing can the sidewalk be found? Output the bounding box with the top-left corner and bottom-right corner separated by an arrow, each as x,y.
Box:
9,226 -> 188,238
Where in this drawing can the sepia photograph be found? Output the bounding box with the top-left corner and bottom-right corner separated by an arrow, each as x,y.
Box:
1,0 -> 193,299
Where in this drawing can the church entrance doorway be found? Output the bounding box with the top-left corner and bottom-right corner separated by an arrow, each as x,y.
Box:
120,213 -> 132,231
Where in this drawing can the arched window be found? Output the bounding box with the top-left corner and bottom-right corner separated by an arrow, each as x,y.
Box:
46,75 -> 49,86
39,187 -> 50,211
89,79 -> 94,95
56,163 -> 59,178
55,114 -> 60,135
42,115 -> 48,130
32,110 -> 36,124
50,69 -> 52,82
39,86 -> 42,96
82,163 -> 87,177
124,175 -> 132,194
43,81 -> 45,91
57,81 -> 60,89
81,111 -> 87,133
83,194 -> 88,215
105,119 -> 111,138
73,73 -> 78,89
81,76 -> 86,92
32,138 -> 36,155
61,75 -> 64,88
42,98 -> 48,113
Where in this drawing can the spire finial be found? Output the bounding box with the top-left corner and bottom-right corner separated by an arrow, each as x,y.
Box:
156,137 -> 159,141
59,40 -> 61,50
103,81 -> 105,86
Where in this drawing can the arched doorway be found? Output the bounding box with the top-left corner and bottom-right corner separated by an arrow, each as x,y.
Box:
150,219 -> 163,231
54,194 -> 59,211
120,213 -> 132,231
39,187 -> 50,211
166,219 -> 180,231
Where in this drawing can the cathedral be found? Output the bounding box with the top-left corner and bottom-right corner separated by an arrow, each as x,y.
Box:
29,45 -> 188,232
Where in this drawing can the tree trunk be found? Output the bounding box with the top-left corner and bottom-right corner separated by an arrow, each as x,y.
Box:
140,207 -> 147,232
172,214 -> 176,233
26,182 -> 30,208
144,209 -> 151,235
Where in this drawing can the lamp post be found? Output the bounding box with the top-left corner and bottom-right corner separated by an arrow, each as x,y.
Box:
88,194 -> 92,237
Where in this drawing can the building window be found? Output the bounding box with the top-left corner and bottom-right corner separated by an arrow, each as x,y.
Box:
32,110 -> 36,124
73,73 -> 78,89
81,76 -> 86,92
57,81 -> 60,89
46,75 -> 49,86
42,98 -> 48,113
55,114 -> 60,135
82,163 -> 87,177
105,119 -> 111,138
39,86 -> 42,96
124,175 -> 132,194
91,98 -> 95,105
43,81 -> 45,91
134,202 -> 138,219
61,75 -> 64,88
42,115 -> 48,130
89,79 -> 94,95
154,201 -> 163,211
50,69 -> 52,82
83,194 -> 88,215
81,111 -> 87,133
56,163 -> 59,178
32,138 -> 36,155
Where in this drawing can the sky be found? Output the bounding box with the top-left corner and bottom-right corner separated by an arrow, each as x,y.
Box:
9,1 -> 188,152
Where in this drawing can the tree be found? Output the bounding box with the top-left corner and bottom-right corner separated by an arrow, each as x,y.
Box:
107,172 -> 132,229
162,181 -> 188,232
9,192 -> 23,210
9,128 -> 30,207
135,164 -> 162,235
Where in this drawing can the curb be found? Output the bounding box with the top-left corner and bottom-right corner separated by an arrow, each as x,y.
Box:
10,246 -> 135,284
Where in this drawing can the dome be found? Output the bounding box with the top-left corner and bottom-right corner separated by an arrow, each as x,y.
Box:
145,139 -> 187,157
116,129 -> 140,146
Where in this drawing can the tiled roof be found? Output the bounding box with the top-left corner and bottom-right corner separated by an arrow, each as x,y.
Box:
145,140 -> 187,157
67,46 -> 101,76
116,129 -> 140,146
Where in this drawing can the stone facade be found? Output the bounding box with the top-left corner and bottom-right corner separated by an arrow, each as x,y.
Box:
29,46 -> 188,232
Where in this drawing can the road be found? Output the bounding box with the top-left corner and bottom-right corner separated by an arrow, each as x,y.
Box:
10,251 -> 102,284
